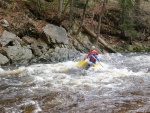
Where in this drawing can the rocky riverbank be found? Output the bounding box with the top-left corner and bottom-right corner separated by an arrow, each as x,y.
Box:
0,0 -> 149,66
0,24 -> 82,65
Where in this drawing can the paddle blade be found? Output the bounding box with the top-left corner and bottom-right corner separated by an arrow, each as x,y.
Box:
93,63 -> 100,67
77,59 -> 87,68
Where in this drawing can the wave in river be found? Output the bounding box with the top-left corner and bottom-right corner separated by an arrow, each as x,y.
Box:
0,53 -> 150,113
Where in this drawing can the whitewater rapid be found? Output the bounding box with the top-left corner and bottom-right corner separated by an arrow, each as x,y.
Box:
0,53 -> 150,113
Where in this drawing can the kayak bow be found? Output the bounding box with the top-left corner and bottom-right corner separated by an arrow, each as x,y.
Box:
77,59 -> 100,68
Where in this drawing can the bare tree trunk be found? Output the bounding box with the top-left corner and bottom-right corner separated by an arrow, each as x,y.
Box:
96,0 -> 107,44
69,0 -> 74,29
58,0 -> 63,18
91,11 -> 95,30
83,25 -> 116,53
76,0 -> 89,35
37,0 -> 42,12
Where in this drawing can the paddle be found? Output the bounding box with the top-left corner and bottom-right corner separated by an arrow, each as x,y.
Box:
91,54 -> 103,67
98,62 -> 103,67
77,59 -> 88,68
77,54 -> 103,68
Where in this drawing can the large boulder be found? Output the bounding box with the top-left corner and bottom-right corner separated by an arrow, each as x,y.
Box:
0,53 -> 9,65
0,30 -> 21,47
42,24 -> 68,45
48,46 -> 69,62
35,46 -> 80,63
3,46 -> 32,64
39,24 -> 80,62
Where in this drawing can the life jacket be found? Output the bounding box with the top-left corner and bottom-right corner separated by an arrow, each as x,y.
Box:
89,54 -> 97,63
86,49 -> 99,59
91,50 -> 98,55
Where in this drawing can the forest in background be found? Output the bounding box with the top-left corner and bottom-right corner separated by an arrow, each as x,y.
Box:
0,0 -> 150,53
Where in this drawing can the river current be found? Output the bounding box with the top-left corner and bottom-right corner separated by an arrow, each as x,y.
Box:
0,53 -> 150,113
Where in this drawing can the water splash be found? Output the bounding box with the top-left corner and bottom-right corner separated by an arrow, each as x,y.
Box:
0,53 -> 150,113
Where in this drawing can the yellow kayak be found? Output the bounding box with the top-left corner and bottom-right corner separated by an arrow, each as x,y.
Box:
77,59 -> 100,68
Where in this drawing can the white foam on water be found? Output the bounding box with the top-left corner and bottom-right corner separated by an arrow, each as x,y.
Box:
23,60 -> 147,90
1,53 -> 150,112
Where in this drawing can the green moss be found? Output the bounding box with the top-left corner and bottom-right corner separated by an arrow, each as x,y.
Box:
113,44 -> 150,52
132,45 -> 150,52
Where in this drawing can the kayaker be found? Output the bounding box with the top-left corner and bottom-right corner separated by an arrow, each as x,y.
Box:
84,46 -> 99,60
85,50 -> 100,69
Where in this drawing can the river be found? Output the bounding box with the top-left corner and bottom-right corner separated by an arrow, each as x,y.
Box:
0,53 -> 150,113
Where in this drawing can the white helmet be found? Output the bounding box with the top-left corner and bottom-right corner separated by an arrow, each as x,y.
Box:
92,46 -> 95,49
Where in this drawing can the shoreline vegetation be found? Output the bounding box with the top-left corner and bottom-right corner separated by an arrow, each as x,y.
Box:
0,0 -> 149,65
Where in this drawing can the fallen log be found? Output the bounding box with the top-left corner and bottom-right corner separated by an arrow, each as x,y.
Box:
82,25 -> 116,53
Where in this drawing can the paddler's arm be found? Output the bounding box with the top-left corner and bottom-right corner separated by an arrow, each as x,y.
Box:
95,55 -> 100,62
84,52 -> 90,60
